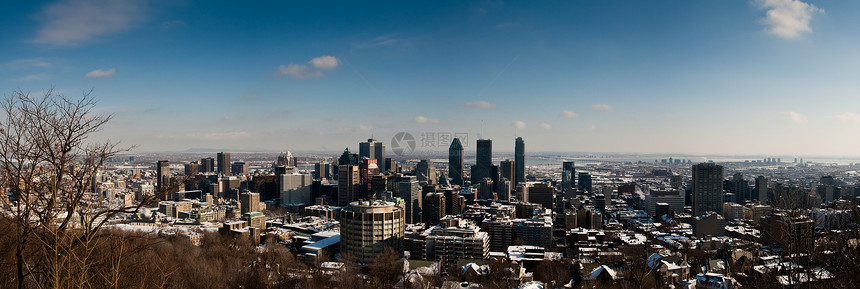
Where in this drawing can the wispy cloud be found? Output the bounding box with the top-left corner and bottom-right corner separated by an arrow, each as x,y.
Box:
540,122 -> 552,129
414,116 -> 440,124
495,22 -> 521,29
15,73 -> 50,81
6,58 -> 52,69
339,125 -> 372,132
757,0 -> 823,39
463,100 -> 497,109
782,111 -> 807,123
177,131 -> 254,140
513,120 -> 526,129
85,68 -> 115,78
835,113 -> 860,124
277,64 -> 322,79
561,110 -> 579,118
592,104 -> 613,111
160,20 -> 186,29
33,0 -> 149,46
353,34 -> 407,49
277,55 -> 340,79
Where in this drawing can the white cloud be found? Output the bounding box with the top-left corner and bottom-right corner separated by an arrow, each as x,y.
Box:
309,55 -> 340,69
277,64 -> 322,79
540,122 -> 552,129
757,0 -> 823,39
782,111 -> 807,123
414,116 -> 440,124
592,104 -> 613,111
561,110 -> 579,118
835,113 -> 860,124
463,100 -> 497,109
513,120 -> 526,129
277,55 -> 340,79
358,125 -> 372,131
33,0 -> 148,46
85,68 -> 115,78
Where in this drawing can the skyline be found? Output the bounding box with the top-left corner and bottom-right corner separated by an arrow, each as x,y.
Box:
3,1 -> 860,156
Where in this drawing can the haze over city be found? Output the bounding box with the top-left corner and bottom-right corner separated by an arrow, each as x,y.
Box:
2,0 -> 859,155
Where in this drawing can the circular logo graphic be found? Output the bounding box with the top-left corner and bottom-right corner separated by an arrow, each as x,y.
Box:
391,132 -> 416,156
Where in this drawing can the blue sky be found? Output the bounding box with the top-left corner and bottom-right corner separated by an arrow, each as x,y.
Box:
2,0 -> 859,156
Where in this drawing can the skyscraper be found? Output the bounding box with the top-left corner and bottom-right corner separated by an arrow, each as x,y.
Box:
338,165 -> 359,206
755,176 -> 768,203
415,159 -> 437,185
277,151 -> 296,167
359,138 -> 386,171
398,175 -> 421,224
423,192 -> 445,226
156,160 -> 169,193
471,139 -> 493,184
515,137 -> 525,185
200,157 -> 215,173
448,138 -> 464,186
692,163 -> 724,216
184,162 -> 199,176
314,162 -> 331,179
374,141 -> 386,171
217,152 -> 231,176
562,161 -> 575,194
499,160 -> 515,201
578,172 -> 592,192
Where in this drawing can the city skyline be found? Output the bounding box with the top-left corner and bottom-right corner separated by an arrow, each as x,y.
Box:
4,1 -> 860,156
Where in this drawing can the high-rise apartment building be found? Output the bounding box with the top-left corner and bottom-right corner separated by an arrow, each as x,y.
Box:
340,200 -> 405,263
240,191 -> 261,214
425,217 -> 489,269
692,163 -> 724,216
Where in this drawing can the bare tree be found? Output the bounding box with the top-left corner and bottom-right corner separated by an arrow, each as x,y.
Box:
0,89 -> 144,289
